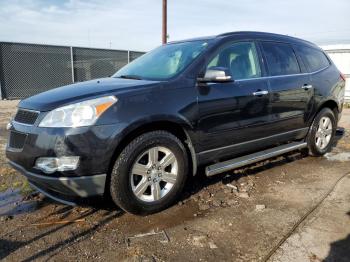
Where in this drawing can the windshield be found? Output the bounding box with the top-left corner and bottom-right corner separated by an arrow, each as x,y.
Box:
113,40 -> 211,80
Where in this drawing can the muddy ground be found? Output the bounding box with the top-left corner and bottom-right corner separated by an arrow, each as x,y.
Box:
0,101 -> 349,262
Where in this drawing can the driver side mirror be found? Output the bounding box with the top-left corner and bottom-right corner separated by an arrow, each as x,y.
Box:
197,67 -> 233,83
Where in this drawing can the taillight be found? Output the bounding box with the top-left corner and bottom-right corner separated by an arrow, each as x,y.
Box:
340,72 -> 346,82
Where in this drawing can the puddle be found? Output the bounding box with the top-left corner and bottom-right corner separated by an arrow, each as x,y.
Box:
324,152 -> 350,162
0,188 -> 40,217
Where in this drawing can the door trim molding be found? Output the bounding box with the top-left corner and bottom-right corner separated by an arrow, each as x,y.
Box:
197,127 -> 309,156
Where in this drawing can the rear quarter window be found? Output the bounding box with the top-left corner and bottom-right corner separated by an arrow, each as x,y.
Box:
261,41 -> 300,76
297,46 -> 330,72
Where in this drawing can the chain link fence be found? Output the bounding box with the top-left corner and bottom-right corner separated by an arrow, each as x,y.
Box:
0,42 -> 145,99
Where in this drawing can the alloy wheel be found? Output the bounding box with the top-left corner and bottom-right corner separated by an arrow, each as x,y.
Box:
315,116 -> 333,150
130,146 -> 178,202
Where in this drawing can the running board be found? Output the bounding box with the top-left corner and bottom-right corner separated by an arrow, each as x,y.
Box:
205,142 -> 307,177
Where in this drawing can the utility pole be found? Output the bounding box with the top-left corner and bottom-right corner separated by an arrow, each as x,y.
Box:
162,0 -> 167,44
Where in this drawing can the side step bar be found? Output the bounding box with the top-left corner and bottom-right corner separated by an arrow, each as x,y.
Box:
205,142 -> 307,177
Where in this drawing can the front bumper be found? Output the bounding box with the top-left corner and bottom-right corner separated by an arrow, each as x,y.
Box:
5,119 -> 126,204
9,161 -> 107,205
6,121 -> 124,176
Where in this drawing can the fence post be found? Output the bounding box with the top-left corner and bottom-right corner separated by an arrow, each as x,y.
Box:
0,44 -> 4,99
0,80 -> 2,100
127,50 -> 130,63
70,46 -> 75,83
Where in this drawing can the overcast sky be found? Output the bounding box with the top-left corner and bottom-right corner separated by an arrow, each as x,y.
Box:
0,0 -> 349,51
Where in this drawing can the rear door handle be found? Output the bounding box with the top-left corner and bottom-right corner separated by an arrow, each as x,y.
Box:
302,84 -> 313,90
252,90 -> 269,96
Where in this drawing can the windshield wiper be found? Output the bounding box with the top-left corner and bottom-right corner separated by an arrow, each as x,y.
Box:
117,75 -> 143,80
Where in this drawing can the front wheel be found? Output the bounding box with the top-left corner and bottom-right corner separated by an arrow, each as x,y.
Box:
307,108 -> 336,156
110,131 -> 188,215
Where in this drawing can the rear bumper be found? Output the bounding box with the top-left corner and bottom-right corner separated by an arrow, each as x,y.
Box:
9,161 -> 106,205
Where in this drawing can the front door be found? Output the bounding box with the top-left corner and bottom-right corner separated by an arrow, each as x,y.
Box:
197,41 -> 271,163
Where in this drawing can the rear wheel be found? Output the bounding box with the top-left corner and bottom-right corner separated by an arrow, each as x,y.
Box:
110,131 -> 188,215
307,108 -> 336,156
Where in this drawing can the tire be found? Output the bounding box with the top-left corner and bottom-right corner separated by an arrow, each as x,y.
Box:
110,131 -> 188,215
307,108 -> 336,156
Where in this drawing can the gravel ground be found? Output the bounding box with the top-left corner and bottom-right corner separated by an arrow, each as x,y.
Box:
0,100 -> 349,262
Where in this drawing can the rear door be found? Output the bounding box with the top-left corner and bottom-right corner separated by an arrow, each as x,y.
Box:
294,44 -> 332,123
260,41 -> 313,138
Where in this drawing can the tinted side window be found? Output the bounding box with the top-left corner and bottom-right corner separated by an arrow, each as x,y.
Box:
207,42 -> 261,80
297,46 -> 330,72
261,42 -> 300,76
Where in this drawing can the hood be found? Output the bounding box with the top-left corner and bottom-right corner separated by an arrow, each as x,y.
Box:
19,77 -> 160,111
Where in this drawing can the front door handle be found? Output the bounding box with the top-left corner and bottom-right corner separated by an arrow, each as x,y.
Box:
302,84 -> 313,90
252,90 -> 269,96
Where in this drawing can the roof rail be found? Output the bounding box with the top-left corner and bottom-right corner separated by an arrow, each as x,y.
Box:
216,31 -> 317,47
217,31 -> 283,37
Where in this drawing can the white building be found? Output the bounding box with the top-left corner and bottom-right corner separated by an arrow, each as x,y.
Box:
322,44 -> 350,102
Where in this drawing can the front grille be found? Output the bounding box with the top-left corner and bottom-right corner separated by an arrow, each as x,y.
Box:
8,131 -> 27,149
14,109 -> 39,125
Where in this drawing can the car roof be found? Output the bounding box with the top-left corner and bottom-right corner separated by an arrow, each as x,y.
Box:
219,31 -> 316,46
169,31 -> 318,49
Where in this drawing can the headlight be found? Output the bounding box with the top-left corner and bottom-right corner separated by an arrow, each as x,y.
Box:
39,96 -> 117,127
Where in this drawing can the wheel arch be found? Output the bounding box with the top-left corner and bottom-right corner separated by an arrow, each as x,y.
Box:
107,119 -> 198,188
315,99 -> 340,122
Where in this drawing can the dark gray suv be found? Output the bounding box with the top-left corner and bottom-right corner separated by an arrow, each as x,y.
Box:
6,31 -> 346,215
